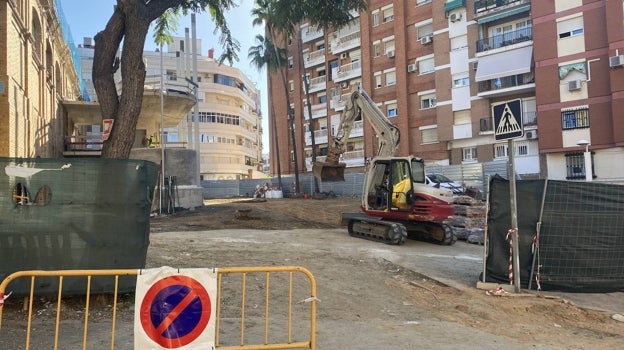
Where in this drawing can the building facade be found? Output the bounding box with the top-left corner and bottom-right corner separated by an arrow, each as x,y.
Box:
268,0 -> 624,183
0,0 -> 81,158
142,38 -> 265,180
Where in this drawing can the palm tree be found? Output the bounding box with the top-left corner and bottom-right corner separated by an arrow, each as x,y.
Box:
251,0 -> 300,195
251,0 -> 368,194
248,34 -> 286,193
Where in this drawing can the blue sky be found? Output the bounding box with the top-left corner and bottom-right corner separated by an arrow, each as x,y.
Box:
58,0 -> 269,151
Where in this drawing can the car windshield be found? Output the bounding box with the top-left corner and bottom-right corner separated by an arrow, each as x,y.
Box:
429,174 -> 453,183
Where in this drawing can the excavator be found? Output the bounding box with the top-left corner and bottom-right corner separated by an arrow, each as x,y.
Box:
312,87 -> 456,245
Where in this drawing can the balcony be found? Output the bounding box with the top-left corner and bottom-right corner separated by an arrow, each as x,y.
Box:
304,48 -> 326,68
331,93 -> 353,111
474,0 -> 530,21
477,72 -> 535,97
303,76 -> 327,94
523,111 -> 537,127
301,25 -> 324,43
476,26 -> 532,53
305,129 -> 328,146
351,121 -> 364,138
303,102 -> 328,120
330,31 -> 361,55
333,61 -> 362,83
341,150 -> 366,168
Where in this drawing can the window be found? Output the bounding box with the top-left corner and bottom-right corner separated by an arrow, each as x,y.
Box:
288,57 -> 293,69
318,95 -> 327,103
420,93 -> 436,109
561,108 -> 589,129
565,152 -> 594,180
417,0 -> 432,5
386,101 -> 397,117
214,74 -> 236,87
373,41 -> 381,57
420,127 -> 438,144
557,16 -> 584,39
384,38 -> 395,55
494,144 -> 508,158
385,70 -> 396,86
418,57 -> 435,74
374,73 -> 382,88
417,23 -> 433,39
382,6 -> 394,23
462,147 -> 478,162
289,80 -> 294,91
372,11 -> 380,26
453,77 -> 470,87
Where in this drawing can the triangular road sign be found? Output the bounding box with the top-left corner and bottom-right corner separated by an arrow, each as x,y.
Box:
493,99 -> 523,140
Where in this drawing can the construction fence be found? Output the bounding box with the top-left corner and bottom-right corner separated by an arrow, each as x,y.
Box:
202,160 -> 511,199
0,266 -> 317,350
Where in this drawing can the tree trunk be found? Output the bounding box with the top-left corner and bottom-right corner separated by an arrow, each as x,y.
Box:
298,32 -> 319,193
93,1 -> 151,158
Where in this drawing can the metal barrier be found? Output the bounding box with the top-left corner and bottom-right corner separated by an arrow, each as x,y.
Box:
0,266 -> 317,350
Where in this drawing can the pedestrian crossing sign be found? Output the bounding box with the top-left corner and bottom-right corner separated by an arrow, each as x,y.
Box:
493,99 -> 523,140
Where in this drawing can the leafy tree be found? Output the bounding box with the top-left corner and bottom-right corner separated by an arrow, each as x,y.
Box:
93,0 -> 239,158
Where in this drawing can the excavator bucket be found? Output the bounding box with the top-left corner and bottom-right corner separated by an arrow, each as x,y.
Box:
312,162 -> 347,182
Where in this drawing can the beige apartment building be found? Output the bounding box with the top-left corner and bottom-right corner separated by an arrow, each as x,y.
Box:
142,38 -> 265,180
0,0 -> 81,158
268,0 -> 624,183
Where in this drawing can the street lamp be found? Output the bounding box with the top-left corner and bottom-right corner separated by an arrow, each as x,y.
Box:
576,139 -> 592,181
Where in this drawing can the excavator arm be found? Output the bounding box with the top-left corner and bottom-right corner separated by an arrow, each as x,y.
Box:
313,87 -> 400,181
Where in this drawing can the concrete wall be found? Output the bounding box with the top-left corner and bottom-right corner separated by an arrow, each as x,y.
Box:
130,148 -> 203,209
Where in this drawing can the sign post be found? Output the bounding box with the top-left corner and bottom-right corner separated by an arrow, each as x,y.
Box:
493,99 -> 523,293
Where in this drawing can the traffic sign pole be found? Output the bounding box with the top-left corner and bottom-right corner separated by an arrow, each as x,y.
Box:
508,138 -> 521,293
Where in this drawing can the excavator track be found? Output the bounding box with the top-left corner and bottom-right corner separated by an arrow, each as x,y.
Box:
404,221 -> 457,245
347,217 -> 408,245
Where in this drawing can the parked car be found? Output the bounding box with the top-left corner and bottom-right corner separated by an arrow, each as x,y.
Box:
425,173 -> 465,195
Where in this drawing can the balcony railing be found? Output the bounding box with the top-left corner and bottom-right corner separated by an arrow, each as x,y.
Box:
476,26 -> 532,52
303,102 -> 328,120
304,48 -> 326,68
305,129 -> 328,146
301,26 -> 324,43
477,72 -> 535,92
304,75 -> 327,94
334,61 -> 362,83
331,31 -> 361,55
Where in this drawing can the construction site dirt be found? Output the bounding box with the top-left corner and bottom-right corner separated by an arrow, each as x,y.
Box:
1,197 -> 623,349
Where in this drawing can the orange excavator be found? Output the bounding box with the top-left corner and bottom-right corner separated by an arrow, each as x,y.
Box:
312,87 -> 456,245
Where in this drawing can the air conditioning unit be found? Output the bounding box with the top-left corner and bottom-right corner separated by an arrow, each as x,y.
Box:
340,52 -> 348,59
340,81 -> 349,89
609,55 -> 624,68
407,64 -> 417,72
420,35 -> 432,45
387,50 -> 395,58
449,13 -> 462,22
568,79 -> 582,91
525,130 -> 538,140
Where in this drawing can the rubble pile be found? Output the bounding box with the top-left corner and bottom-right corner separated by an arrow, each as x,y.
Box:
450,196 -> 486,244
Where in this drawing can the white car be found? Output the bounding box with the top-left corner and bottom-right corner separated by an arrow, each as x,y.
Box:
425,173 -> 465,195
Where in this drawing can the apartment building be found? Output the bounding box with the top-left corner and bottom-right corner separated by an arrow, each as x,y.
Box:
142,38 -> 265,180
0,0 -> 82,157
269,0 -> 624,183
532,0 -> 624,181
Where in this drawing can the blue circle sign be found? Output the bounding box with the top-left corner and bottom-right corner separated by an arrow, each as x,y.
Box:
139,275 -> 212,348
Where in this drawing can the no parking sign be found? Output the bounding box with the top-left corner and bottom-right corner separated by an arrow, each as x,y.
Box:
134,267 -> 217,349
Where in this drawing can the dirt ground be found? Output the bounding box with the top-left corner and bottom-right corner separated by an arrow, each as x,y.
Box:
146,197 -> 624,349
2,196 -> 623,349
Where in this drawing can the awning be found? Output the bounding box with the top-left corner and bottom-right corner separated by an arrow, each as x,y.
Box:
475,46 -> 533,82
476,4 -> 530,24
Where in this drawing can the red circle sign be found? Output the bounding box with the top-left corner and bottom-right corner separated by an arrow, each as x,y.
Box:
139,275 -> 212,348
